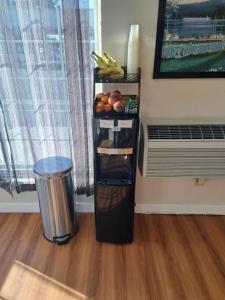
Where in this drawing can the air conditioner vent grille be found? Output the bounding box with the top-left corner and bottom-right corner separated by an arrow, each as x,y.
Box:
148,125 -> 225,140
139,122 -> 225,177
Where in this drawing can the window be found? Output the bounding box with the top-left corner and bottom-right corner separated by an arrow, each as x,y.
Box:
0,0 -> 98,185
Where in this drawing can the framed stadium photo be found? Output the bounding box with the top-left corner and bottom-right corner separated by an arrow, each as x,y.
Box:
153,0 -> 225,78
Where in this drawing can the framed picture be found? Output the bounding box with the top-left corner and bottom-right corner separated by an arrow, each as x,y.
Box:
153,0 -> 225,78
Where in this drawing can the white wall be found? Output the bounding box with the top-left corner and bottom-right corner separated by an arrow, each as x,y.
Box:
0,0 -> 225,212
101,0 -> 225,205
0,190 -> 37,204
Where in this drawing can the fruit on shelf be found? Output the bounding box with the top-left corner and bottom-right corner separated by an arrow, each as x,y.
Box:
97,67 -> 123,76
101,94 -> 109,104
120,98 -> 126,106
113,100 -> 125,113
96,92 -> 104,101
91,52 -> 124,78
91,52 -> 108,69
111,90 -> 121,97
104,103 -> 112,112
108,94 -> 119,106
94,90 -> 138,114
96,101 -> 104,112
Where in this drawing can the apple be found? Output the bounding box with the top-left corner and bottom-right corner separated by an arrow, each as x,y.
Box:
113,100 -> 124,113
111,89 -> 121,97
108,94 -> 119,106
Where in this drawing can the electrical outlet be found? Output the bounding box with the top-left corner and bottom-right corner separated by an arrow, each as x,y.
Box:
195,178 -> 207,186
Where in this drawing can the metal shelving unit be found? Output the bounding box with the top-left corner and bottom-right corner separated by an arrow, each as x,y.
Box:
93,67 -> 141,244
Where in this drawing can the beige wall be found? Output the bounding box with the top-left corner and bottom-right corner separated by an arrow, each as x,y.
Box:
0,0 -> 225,208
101,0 -> 225,204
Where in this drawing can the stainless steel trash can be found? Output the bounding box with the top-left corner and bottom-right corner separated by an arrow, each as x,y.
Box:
33,156 -> 78,244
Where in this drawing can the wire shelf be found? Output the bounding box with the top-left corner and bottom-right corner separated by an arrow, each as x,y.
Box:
94,67 -> 141,83
93,95 -> 139,119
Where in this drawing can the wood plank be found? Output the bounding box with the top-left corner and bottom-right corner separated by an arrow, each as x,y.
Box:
0,213 -> 224,300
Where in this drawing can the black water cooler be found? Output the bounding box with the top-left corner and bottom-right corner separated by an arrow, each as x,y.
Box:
93,67 -> 141,244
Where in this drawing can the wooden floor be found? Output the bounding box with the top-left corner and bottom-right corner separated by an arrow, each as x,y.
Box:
0,214 -> 224,300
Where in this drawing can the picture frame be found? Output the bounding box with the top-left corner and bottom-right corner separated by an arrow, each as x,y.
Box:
153,0 -> 225,79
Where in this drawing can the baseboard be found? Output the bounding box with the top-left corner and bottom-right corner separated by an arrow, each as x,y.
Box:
0,201 -> 95,213
0,202 -> 225,215
0,202 -> 40,213
75,201 -> 94,213
135,203 -> 225,215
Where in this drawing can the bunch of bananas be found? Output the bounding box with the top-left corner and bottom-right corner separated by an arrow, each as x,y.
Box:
91,52 -> 124,79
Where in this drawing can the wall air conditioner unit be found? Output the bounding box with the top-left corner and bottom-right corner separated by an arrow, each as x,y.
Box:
138,121 -> 225,178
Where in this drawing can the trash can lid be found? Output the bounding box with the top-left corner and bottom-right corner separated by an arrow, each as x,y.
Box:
33,156 -> 73,177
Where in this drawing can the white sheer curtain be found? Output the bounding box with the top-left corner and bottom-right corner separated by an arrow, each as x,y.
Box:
0,0 -> 94,195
